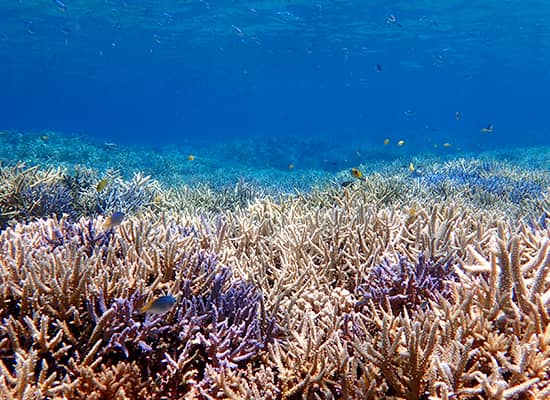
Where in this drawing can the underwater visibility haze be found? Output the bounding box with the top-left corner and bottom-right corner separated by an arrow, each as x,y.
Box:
1,1 -> 550,400
1,0 -> 549,151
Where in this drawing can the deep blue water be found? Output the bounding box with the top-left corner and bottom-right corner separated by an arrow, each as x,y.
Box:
1,0 -> 549,152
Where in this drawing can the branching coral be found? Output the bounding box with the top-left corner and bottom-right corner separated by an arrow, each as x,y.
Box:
355,253 -> 457,314
0,213 -> 276,399
0,152 -> 549,399
0,163 -> 67,229
0,164 -> 163,229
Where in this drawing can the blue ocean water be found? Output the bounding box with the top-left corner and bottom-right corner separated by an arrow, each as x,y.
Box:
0,0 -> 549,170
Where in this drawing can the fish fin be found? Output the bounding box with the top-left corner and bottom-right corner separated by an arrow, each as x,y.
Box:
139,299 -> 153,314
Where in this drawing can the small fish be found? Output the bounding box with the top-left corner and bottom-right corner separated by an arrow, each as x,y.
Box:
383,138 -> 390,145
54,0 -> 66,11
455,111 -> 461,120
386,14 -> 402,27
480,123 -> 494,133
408,162 -> 415,173
341,180 -> 354,188
288,163 -> 295,170
187,154 -> 195,161
443,142 -> 452,148
104,142 -> 118,149
25,20 -> 35,35
40,135 -> 49,141
153,194 -> 163,205
351,168 -> 364,180
397,140 -> 405,147
404,110 -> 416,117
96,178 -> 108,192
376,64 -> 382,72
139,295 -> 176,315
231,24 -> 243,37
104,211 -> 125,230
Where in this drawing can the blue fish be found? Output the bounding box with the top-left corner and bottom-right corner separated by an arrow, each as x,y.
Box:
103,211 -> 125,230
139,295 -> 176,315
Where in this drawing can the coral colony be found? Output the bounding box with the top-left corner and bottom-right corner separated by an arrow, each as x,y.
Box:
0,148 -> 550,399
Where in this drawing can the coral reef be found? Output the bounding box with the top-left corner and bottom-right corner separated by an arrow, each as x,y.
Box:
0,138 -> 549,398
0,215 -> 275,399
355,254 -> 458,314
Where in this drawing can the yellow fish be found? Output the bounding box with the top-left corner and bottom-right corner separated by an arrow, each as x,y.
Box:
443,142 -> 452,148
103,211 -> 125,230
40,135 -> 50,141
187,154 -> 195,161
397,140 -> 405,147
288,163 -> 295,170
351,167 -> 364,180
480,123 -> 494,133
383,138 -> 390,145
408,163 -> 415,173
139,295 -> 176,315
96,178 -> 108,192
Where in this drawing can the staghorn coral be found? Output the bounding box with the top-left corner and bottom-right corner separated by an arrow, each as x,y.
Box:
355,253 -> 458,314
0,163 -> 67,229
0,153 -> 550,399
0,163 -> 164,229
0,213 -> 276,399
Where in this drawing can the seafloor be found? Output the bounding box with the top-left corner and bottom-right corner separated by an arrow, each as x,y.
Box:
0,130 -> 549,399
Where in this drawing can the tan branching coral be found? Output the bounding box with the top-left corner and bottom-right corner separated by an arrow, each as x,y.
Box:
1,158 -> 549,399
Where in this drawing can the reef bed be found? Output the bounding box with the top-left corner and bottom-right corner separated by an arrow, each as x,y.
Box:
0,134 -> 549,399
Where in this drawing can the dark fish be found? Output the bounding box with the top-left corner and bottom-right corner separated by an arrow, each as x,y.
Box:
341,180 -> 354,188
480,123 -> 494,133
376,64 -> 382,72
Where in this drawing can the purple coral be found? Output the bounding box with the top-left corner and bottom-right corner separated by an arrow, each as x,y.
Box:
43,218 -> 113,256
355,254 -> 458,313
87,255 -> 276,396
18,182 -> 77,221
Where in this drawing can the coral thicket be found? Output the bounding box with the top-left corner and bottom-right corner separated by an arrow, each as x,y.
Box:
0,151 -> 549,399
